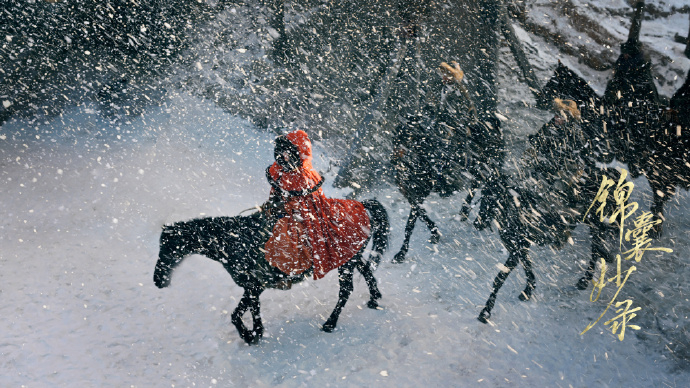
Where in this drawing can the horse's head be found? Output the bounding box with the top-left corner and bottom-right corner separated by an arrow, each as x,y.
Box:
154,259 -> 173,288
152,215 -> 270,289
537,61 -> 599,111
153,224 -> 187,288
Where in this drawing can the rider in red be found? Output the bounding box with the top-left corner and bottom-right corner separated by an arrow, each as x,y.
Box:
264,130 -> 371,280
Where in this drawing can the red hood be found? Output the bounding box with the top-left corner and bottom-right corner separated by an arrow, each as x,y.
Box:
284,130 -> 312,164
269,130 -> 321,192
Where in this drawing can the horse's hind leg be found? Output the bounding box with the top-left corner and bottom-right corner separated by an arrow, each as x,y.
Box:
459,180 -> 480,221
518,251 -> 535,301
356,258 -> 382,309
231,290 -> 252,342
577,224 -> 613,290
393,206 -> 420,263
231,287 -> 264,344
248,287 -> 264,342
649,185 -> 670,238
478,249 -> 522,323
417,206 -> 440,244
322,262 -> 356,332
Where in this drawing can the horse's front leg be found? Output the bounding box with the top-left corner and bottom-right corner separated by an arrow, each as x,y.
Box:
459,179 -> 480,221
356,256 -> 382,309
478,248 -> 523,323
577,221 -> 615,289
577,252 -> 597,291
417,206 -> 440,244
231,287 -> 264,344
578,232 -> 600,290
393,205 -> 420,263
517,249 -> 535,301
322,262 -> 356,332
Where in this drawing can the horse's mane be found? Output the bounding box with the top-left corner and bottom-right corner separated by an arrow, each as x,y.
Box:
162,212 -> 264,235
159,213 -> 269,262
162,215 -> 235,233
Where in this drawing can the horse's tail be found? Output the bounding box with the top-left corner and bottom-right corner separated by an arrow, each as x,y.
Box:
361,199 -> 390,269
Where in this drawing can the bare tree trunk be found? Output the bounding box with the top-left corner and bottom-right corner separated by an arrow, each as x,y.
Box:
264,0 -> 287,62
686,13 -> 690,59
627,1 -> 645,47
499,3 -> 542,98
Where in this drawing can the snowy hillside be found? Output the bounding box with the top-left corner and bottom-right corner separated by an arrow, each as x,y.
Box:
1,0 -> 690,387
519,0 -> 689,95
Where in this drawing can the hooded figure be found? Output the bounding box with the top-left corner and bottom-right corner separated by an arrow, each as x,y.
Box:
515,99 -> 590,247
264,130 -> 371,280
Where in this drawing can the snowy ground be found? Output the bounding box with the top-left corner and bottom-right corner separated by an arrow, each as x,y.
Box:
2,0 -> 690,386
1,88 -> 689,387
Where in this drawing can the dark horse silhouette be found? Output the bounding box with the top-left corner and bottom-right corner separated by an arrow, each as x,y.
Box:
474,115 -> 620,324
537,62 -> 687,238
536,2 -> 690,237
391,112 -> 504,263
535,61 -> 612,163
639,67 -> 690,236
153,199 -> 389,344
536,61 -> 681,238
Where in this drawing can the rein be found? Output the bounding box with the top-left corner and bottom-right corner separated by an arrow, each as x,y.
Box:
239,206 -> 262,216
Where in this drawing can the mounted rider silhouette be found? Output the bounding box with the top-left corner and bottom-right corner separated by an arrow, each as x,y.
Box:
392,61 -> 477,198
263,130 -> 371,289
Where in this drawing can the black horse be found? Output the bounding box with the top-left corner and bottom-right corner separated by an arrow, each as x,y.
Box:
601,2 -> 664,175
391,112 -> 504,263
639,67 -> 690,236
153,199 -> 389,344
536,60 -> 687,237
473,114 -> 620,324
474,169 -> 621,323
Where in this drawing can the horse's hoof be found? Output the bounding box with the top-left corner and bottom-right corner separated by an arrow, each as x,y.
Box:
241,333 -> 256,345
459,206 -> 470,221
392,252 -> 406,264
473,218 -> 488,231
321,322 -> 336,333
367,299 -> 379,309
576,277 -> 589,290
153,273 -> 170,288
253,326 -> 264,341
478,309 -> 491,324
429,228 -> 441,244
249,334 -> 262,345
371,289 -> 382,301
519,287 -> 534,301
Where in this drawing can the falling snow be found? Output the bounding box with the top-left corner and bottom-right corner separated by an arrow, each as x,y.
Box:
1,0 -> 689,387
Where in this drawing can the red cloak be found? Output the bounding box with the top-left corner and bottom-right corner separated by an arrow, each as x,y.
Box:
265,130 -> 371,280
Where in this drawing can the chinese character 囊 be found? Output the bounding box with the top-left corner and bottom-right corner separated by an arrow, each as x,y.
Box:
621,211 -> 673,262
